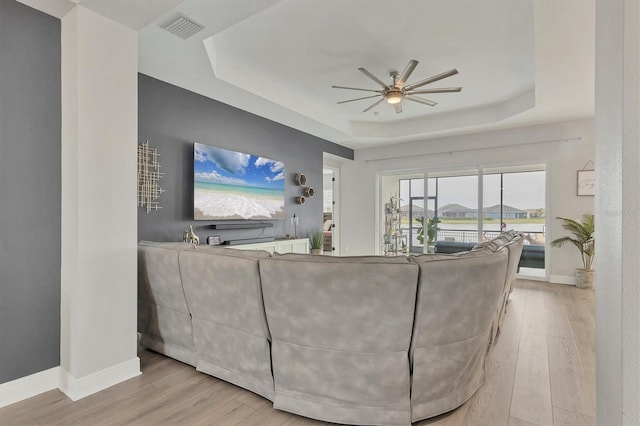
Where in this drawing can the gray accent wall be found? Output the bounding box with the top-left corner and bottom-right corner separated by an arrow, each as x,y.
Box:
138,74 -> 353,244
0,0 -> 61,384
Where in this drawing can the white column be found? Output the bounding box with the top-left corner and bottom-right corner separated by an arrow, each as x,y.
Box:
60,5 -> 139,400
595,0 -> 640,423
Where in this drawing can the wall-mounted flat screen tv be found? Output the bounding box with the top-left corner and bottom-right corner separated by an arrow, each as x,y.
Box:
194,142 -> 285,220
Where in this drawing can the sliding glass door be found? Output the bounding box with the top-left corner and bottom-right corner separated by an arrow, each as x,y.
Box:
380,164 -> 546,277
483,166 -> 546,275
430,170 -> 479,244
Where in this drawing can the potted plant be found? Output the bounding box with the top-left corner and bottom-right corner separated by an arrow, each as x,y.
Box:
310,229 -> 324,255
551,214 -> 595,289
416,216 -> 441,253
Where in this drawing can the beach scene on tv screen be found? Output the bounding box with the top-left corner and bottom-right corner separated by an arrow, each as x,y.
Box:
194,143 -> 285,220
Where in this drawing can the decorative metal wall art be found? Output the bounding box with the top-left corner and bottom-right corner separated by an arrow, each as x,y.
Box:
137,141 -> 165,213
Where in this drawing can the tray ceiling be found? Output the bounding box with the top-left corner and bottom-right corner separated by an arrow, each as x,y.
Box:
21,0 -> 595,148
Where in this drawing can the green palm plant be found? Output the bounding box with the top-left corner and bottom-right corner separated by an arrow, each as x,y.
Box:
416,216 -> 441,247
551,214 -> 595,269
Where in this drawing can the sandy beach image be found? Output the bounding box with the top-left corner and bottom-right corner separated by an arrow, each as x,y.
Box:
194,182 -> 284,220
193,143 -> 285,220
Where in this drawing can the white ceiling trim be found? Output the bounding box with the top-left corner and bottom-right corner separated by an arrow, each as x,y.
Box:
23,0 -> 594,149
351,87 -> 536,140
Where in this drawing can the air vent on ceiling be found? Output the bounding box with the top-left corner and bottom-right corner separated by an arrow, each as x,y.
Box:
161,15 -> 204,39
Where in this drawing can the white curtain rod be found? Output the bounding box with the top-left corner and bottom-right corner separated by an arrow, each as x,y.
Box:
363,136 -> 583,163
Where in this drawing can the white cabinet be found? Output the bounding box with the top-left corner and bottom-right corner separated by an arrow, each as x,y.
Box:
227,238 -> 309,254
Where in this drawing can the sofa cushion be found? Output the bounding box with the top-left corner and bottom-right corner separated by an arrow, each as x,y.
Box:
472,231 -> 522,252
411,248 -> 493,263
137,241 -> 197,366
259,256 -> 418,425
139,240 -> 195,251
195,244 -> 271,259
138,241 -> 195,313
471,240 -> 501,252
179,248 -> 274,400
272,252 -> 410,263
409,248 -> 509,422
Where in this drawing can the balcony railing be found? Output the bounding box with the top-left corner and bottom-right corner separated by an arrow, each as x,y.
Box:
401,227 -> 545,252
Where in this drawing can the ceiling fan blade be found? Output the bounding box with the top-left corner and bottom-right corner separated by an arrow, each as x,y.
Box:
394,103 -> 403,114
405,95 -> 438,107
358,67 -> 389,89
363,98 -> 385,113
396,59 -> 419,87
406,87 -> 462,95
331,85 -> 383,93
331,86 -> 383,93
337,94 -> 381,104
404,69 -> 459,91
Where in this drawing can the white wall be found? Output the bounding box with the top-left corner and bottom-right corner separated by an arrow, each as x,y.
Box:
340,118 -> 594,279
60,5 -> 139,399
595,0 -> 640,423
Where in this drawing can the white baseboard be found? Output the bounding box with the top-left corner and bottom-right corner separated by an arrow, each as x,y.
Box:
59,357 -> 141,401
0,366 -> 59,408
516,273 -> 547,282
550,274 -> 576,285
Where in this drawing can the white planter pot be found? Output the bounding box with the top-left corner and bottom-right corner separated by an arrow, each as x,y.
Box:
311,248 -> 323,255
576,268 -> 594,289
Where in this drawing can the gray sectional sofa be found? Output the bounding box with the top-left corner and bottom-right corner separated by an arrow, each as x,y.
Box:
137,232 -> 523,425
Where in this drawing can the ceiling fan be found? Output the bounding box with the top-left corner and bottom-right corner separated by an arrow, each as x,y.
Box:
332,59 -> 461,114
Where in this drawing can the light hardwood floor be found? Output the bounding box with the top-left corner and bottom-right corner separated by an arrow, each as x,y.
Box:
0,279 -> 595,426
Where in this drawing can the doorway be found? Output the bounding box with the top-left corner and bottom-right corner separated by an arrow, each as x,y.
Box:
322,167 -> 339,255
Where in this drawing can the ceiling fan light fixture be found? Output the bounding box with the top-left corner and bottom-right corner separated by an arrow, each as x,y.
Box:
386,91 -> 403,104
332,60 -> 461,113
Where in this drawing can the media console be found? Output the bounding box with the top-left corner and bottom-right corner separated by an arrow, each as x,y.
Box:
226,238 -> 309,254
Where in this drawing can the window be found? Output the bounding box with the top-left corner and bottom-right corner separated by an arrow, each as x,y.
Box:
399,178 -> 432,253
384,164 -> 546,276
483,167 -> 545,245
431,171 -> 478,243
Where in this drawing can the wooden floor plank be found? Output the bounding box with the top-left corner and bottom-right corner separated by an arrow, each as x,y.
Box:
509,289 -> 554,425
552,405 -> 597,426
508,415 -> 538,426
460,358 -> 516,426
0,279 -> 595,426
489,286 -> 526,365
543,286 -> 574,339
237,403 -> 295,425
0,389 -> 65,423
547,335 -> 596,417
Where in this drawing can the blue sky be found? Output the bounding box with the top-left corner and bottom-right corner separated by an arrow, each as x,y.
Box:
194,143 -> 285,190
399,171 -> 545,210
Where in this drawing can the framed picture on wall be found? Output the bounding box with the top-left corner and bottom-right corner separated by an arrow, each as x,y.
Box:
577,170 -> 595,196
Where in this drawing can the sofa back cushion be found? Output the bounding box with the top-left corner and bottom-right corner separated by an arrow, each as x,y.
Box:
179,248 -> 271,338
260,256 -> 417,350
138,241 -> 195,311
503,237 -> 524,282
472,230 -> 522,252
178,247 -> 275,400
272,252 -> 410,263
410,248 -> 508,350
195,244 -> 271,259
259,256 -> 419,424
137,241 -> 197,365
409,248 -> 509,420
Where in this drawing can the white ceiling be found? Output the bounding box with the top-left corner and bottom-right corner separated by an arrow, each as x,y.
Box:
20,0 -> 595,149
